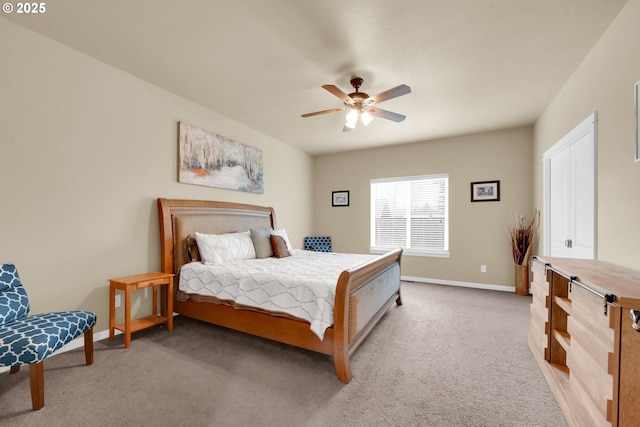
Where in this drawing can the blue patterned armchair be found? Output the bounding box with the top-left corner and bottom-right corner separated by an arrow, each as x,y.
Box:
0,263 -> 96,410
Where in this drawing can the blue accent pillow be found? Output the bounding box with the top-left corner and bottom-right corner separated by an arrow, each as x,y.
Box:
304,236 -> 332,252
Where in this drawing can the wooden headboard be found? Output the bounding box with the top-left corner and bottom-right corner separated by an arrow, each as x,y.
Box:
157,198 -> 276,275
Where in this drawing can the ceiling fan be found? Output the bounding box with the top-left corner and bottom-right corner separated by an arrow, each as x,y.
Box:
301,77 -> 411,132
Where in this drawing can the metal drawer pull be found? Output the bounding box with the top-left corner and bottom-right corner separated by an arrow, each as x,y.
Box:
630,310 -> 640,332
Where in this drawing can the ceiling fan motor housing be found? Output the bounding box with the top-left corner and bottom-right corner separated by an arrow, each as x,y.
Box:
348,77 -> 369,105
350,77 -> 364,89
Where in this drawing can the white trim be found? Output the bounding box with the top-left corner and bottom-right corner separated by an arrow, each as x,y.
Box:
370,174 -> 449,253
542,112 -> 597,258
543,112 -> 596,158
402,275 -> 515,292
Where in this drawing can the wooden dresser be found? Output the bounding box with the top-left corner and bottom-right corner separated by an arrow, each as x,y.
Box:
529,256 -> 640,427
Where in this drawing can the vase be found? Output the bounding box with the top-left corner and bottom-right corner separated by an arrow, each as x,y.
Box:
514,263 -> 530,296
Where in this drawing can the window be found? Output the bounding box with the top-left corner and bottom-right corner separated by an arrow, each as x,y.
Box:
370,174 -> 449,257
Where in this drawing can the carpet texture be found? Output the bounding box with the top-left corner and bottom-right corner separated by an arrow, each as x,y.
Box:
0,282 -> 566,426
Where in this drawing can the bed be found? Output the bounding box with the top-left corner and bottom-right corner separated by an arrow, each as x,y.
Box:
157,198 -> 403,383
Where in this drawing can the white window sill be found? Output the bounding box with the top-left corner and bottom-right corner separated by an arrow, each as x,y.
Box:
369,248 -> 450,258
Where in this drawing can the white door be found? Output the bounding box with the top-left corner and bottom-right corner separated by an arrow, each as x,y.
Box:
544,113 -> 596,259
548,147 -> 571,257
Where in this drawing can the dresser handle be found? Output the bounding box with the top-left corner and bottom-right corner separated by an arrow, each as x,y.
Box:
630,309 -> 640,332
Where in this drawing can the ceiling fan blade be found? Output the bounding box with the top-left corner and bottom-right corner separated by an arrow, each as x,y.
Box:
368,84 -> 411,104
322,84 -> 353,103
368,107 -> 406,123
301,107 -> 345,118
342,125 -> 355,132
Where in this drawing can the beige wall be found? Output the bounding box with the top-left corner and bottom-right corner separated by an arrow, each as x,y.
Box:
533,0 -> 640,270
313,126 -> 533,289
0,19 -> 313,330
5,0 -> 638,333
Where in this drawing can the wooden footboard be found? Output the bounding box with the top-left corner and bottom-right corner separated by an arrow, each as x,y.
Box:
157,198 -> 402,383
333,248 -> 403,383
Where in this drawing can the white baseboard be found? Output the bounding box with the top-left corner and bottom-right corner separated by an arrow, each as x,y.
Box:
1,281 -> 509,376
402,275 -> 515,293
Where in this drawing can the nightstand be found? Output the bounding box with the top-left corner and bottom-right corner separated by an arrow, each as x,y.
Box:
108,272 -> 174,348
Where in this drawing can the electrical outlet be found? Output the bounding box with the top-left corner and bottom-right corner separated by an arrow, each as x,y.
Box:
480,265 -> 487,273
115,294 -> 121,308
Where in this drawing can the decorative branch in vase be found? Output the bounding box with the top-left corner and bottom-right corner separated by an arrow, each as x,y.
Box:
509,210 -> 539,295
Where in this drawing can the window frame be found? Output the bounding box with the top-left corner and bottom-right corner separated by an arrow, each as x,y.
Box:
370,174 -> 449,258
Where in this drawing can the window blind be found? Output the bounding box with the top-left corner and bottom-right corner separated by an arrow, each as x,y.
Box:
370,174 -> 449,257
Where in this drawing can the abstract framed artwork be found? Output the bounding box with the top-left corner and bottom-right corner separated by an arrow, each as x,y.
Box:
470,180 -> 500,202
178,121 -> 263,193
332,191 -> 349,207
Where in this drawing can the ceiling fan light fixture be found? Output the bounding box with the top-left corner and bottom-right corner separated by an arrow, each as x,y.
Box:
360,111 -> 373,126
345,109 -> 359,129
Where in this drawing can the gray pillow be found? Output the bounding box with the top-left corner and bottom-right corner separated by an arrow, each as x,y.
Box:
250,227 -> 274,258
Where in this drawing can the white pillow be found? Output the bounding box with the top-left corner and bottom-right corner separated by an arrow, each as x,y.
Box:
195,231 -> 256,264
271,228 -> 293,251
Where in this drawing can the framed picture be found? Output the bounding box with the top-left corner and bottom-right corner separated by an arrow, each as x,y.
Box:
178,121 -> 264,193
332,190 -> 350,207
471,180 -> 500,202
635,81 -> 640,163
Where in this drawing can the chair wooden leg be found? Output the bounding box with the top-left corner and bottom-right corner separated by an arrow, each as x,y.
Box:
84,328 -> 94,365
9,365 -> 20,374
29,362 -> 45,410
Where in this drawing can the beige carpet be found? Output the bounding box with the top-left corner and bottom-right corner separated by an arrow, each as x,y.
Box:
0,282 -> 566,426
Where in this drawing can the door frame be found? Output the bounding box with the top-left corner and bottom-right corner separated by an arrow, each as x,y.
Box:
542,112 -> 597,258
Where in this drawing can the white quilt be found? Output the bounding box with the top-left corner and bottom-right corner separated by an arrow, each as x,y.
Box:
179,249 -> 378,340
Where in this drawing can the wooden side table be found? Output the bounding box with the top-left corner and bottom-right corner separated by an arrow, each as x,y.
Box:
108,272 -> 174,348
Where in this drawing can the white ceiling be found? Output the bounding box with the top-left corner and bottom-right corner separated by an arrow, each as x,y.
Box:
5,0 -> 628,155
